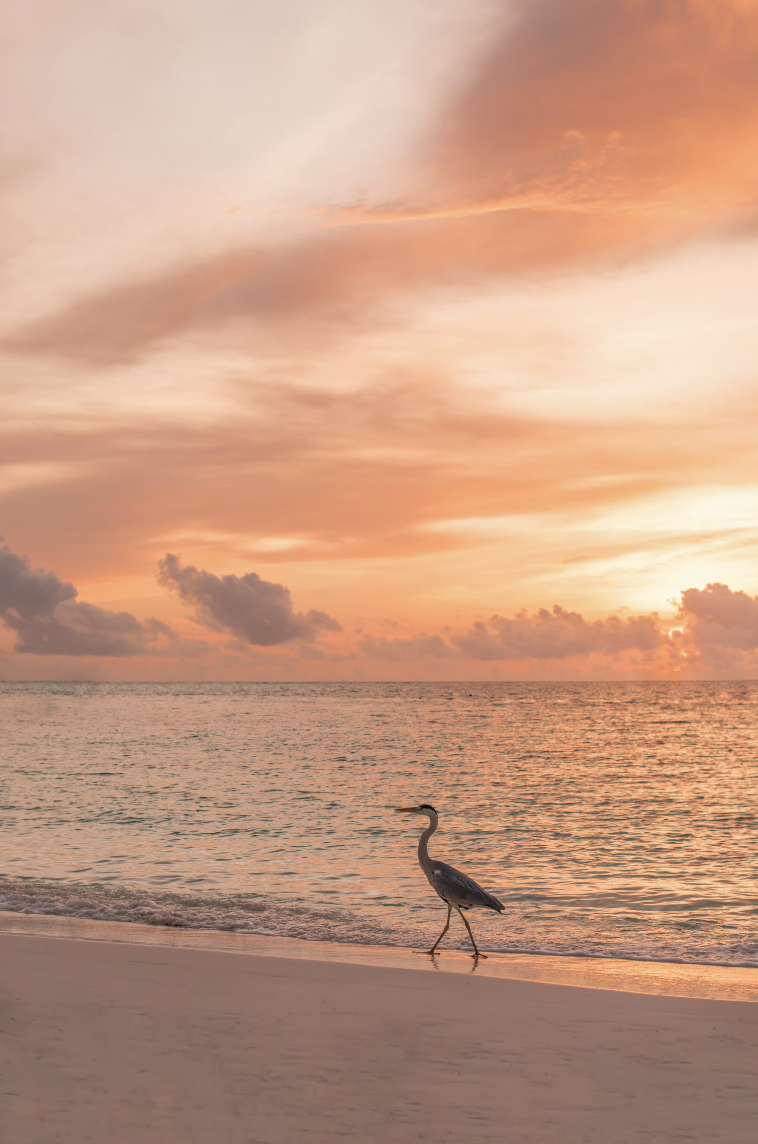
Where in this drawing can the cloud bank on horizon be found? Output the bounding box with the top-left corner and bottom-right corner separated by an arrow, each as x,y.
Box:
3,541 -> 758,679
0,542 -> 204,659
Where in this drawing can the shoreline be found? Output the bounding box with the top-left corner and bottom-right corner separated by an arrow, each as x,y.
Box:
3,909 -> 757,1002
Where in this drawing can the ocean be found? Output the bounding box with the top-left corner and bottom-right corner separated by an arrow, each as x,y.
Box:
1,680 -> 757,966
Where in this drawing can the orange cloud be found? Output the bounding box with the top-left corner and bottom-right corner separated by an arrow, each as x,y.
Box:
9,3 -> 758,370
407,0 -> 758,221
4,376 -> 758,592
4,206 -> 676,364
4,0 -> 758,369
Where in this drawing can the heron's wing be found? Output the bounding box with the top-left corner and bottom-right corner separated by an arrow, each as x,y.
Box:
430,861 -> 504,912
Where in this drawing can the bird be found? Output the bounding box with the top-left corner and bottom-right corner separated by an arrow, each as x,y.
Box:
395,803 -> 504,959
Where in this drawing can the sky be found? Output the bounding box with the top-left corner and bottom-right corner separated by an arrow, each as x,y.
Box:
3,0 -> 758,681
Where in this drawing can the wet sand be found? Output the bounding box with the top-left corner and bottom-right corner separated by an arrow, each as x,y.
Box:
3,930 -> 758,1143
4,909 -> 758,1001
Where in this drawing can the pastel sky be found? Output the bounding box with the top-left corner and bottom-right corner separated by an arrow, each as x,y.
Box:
3,0 -> 758,680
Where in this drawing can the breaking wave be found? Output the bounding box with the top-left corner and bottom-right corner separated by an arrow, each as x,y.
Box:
4,880 -> 758,968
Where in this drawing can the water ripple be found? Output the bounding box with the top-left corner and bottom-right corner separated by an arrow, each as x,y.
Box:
1,680 -> 757,964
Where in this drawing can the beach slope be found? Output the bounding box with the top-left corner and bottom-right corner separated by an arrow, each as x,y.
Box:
2,933 -> 757,1143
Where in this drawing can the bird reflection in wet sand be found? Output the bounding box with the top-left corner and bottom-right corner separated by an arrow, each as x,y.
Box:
395,804 -> 504,959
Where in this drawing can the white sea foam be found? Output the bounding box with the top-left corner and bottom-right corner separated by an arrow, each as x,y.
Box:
3,881 -> 758,968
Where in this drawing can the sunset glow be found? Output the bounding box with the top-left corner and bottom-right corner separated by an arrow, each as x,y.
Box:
3,0 -> 758,679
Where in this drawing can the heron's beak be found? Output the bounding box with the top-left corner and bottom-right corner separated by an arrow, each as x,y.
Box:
395,806 -> 420,813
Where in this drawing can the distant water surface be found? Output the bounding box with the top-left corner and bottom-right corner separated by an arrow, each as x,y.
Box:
1,681 -> 757,966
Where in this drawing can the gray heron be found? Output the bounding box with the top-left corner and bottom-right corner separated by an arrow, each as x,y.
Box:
395,803 -> 504,958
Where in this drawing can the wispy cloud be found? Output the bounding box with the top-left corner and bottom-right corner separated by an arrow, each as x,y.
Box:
9,4 -> 758,366
3,377 -> 758,599
2,208 -> 661,365
424,0 -> 758,222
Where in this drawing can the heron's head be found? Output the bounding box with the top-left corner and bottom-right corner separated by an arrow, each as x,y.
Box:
395,803 -> 438,818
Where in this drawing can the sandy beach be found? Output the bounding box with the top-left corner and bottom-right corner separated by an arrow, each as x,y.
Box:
3,931 -> 758,1144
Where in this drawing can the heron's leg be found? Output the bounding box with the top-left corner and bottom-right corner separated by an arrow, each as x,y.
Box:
455,906 -> 487,959
429,902 -> 453,954
415,902 -> 452,956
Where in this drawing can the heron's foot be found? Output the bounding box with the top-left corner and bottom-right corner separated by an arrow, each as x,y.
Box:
413,948 -> 439,956
472,952 -> 488,959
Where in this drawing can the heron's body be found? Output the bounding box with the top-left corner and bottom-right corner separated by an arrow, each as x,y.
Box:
396,803 -> 503,958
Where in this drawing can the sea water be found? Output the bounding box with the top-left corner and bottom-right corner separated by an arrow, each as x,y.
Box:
1,681 -> 757,965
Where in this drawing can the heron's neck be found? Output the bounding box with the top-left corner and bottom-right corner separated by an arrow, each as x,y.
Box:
417,815 -> 438,875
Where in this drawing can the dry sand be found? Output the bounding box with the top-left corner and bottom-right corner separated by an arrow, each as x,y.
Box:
2,931 -> 758,1144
